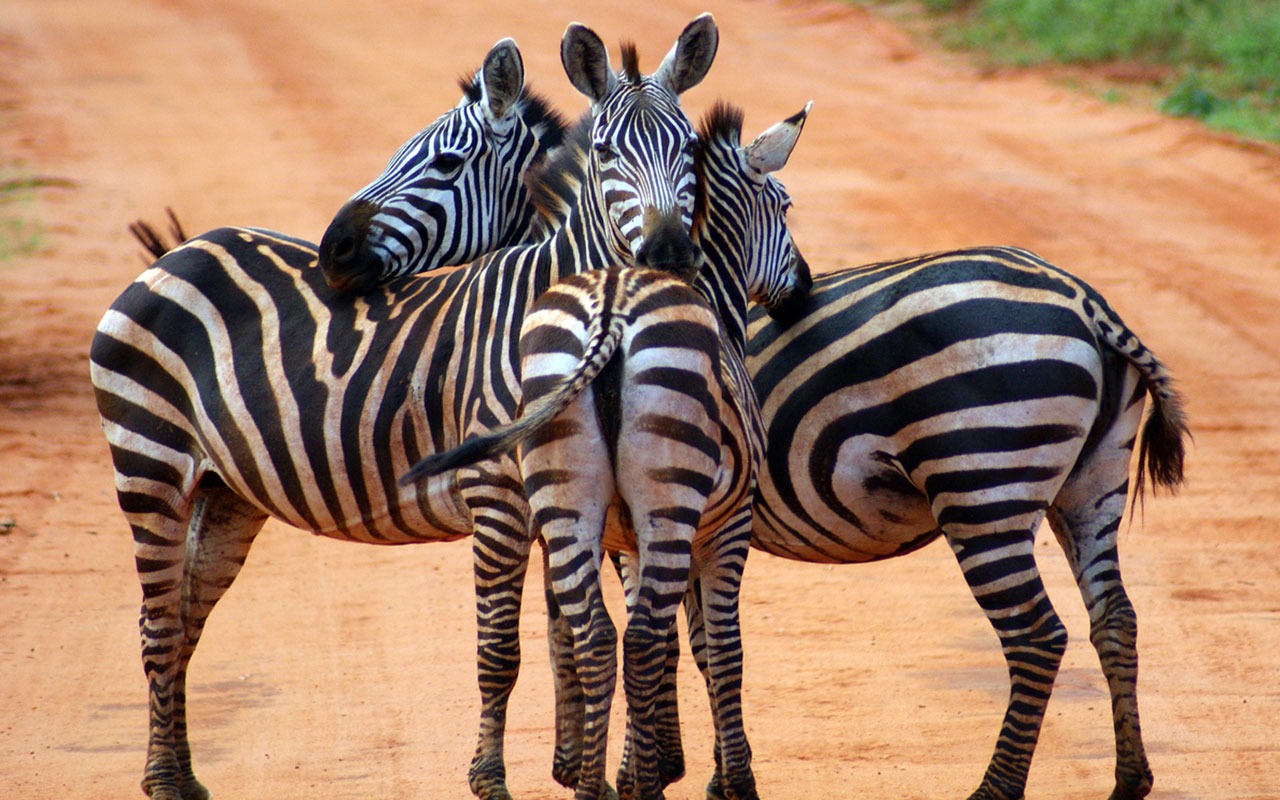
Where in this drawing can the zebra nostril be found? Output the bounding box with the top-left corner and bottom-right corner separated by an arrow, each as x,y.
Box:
332,232 -> 358,265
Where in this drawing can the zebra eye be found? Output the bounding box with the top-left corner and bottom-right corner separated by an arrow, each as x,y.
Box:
593,141 -> 617,162
431,152 -> 465,173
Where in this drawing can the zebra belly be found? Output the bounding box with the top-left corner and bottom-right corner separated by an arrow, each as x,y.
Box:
751,433 -> 939,564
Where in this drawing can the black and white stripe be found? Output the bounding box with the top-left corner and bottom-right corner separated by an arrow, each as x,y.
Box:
401,100 -> 811,800
736,245 -> 1188,799
91,17 -> 718,800
317,38 -> 565,292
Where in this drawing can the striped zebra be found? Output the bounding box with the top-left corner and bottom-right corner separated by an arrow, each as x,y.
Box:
317,37 -> 565,291
402,101 -> 812,800
90,16 -> 719,800
301,47 -> 1187,794
734,248 -> 1187,800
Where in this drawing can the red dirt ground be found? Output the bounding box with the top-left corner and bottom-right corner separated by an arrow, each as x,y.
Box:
2,1 -> 1278,798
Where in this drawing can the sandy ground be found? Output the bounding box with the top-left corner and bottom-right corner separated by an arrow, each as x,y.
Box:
2,1 -> 1278,798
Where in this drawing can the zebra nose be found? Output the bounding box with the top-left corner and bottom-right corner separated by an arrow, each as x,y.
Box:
635,208 -> 698,280
319,199 -> 380,292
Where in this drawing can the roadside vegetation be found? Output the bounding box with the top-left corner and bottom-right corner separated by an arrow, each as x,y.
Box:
0,172 -> 45,261
864,0 -> 1280,144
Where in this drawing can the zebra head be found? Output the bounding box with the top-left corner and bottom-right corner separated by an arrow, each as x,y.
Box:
318,38 -> 566,292
561,14 -> 718,274
697,101 -> 813,327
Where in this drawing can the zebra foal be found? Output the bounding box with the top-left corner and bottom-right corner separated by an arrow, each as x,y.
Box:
92,17 -> 718,800
403,100 -> 812,800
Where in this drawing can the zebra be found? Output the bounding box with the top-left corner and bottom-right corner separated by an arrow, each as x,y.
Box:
401,100 -> 812,800
317,36 -> 566,291
294,42 -> 1187,793
90,16 -> 718,800
732,247 -> 1188,800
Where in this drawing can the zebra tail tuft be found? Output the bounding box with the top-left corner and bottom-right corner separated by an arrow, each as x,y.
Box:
1135,376 -> 1191,502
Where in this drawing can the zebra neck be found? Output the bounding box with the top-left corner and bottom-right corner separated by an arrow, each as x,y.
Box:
693,256 -> 750,358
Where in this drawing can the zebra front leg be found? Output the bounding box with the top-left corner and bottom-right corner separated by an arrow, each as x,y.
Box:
680,578 -> 729,800
137,485 -> 266,800
467,483 -> 534,800
947,528 -> 1067,800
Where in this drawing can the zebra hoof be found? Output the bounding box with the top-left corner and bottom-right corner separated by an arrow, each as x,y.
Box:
142,776 -> 210,800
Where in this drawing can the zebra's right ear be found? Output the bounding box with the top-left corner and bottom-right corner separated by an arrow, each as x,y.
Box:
481,38 -> 524,123
561,22 -> 617,104
744,101 -> 812,176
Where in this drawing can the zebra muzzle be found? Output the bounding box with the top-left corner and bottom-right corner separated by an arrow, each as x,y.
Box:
318,199 -> 385,293
635,207 -> 699,281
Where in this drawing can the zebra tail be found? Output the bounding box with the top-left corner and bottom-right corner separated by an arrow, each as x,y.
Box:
398,315 -> 625,486
128,207 -> 189,262
1090,299 -> 1191,502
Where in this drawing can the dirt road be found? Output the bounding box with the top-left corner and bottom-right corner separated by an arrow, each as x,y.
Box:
2,1 -> 1278,798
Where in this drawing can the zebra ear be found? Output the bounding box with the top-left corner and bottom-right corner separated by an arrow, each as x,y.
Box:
744,101 -> 812,175
654,13 -> 718,96
561,22 -> 617,103
480,38 -> 524,122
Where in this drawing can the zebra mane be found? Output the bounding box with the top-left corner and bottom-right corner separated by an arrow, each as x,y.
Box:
691,101 -> 745,242
526,112 -> 593,228
620,42 -> 641,83
458,72 -> 570,151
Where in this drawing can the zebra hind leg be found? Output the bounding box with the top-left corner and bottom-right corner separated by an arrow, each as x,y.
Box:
137,482 -> 266,800
945,527 -> 1067,800
546,542 -> 587,790
1047,439 -> 1154,795
614,551 -> 688,792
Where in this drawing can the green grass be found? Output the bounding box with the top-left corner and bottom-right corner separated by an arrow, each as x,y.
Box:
868,0 -> 1280,144
0,172 -> 49,261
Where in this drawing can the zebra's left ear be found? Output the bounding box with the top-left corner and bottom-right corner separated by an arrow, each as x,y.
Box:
654,13 -> 719,97
744,101 -> 812,175
480,38 -> 525,123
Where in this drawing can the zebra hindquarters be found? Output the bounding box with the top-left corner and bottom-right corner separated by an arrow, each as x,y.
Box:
520,359 -> 621,800
611,317 -> 759,800
919,389 -> 1098,800
1046,362 -> 1156,800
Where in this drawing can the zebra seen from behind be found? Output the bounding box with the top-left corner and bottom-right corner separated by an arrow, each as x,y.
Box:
91,16 -> 721,800
317,37 -> 565,291
402,100 -> 813,800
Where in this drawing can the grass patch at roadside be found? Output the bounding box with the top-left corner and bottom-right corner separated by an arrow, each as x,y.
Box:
865,0 -> 1280,144
0,171 -> 66,261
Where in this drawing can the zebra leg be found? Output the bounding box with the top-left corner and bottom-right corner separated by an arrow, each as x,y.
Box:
946,527 -> 1067,800
1046,378 -> 1154,800
617,552 -> 688,791
680,578 -> 728,799
545,530 -> 618,800
547,542 -> 586,789
692,521 -> 757,800
467,504 -> 533,800
653,612 -> 687,788
615,533 -> 692,800
137,483 -> 266,800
